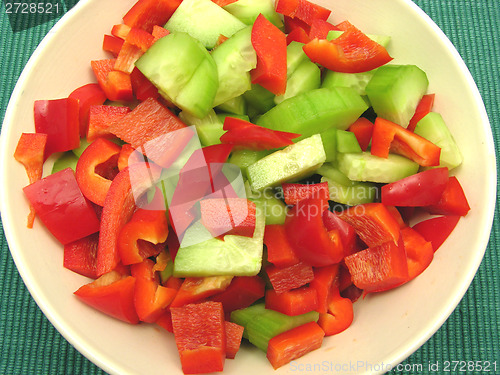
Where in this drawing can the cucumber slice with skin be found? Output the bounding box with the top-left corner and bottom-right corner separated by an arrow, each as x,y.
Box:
229,149 -> 271,179
322,69 -> 377,97
52,151 -> 79,174
337,130 -> 362,153
320,128 -> 338,162
223,0 -> 284,30
230,303 -> 267,339
285,41 -> 310,79
337,152 -> 419,183
274,59 -> 321,104
215,95 -> 248,115
365,64 -> 429,128
179,110 -> 224,146
243,84 -> 276,118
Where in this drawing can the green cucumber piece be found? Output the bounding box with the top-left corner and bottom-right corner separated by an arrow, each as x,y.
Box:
245,182 -> 288,225
211,26 -> 257,107
320,128 -> 338,162
365,64 -> 429,128
158,253 -> 174,285
52,151 -> 79,174
216,113 -> 250,123
327,30 -> 391,48
72,138 -> 91,158
274,59 -> 321,105
247,134 -> 326,191
223,0 -> 283,30
243,84 -> 276,117
256,87 -> 368,139
179,109 -> 224,146
285,41 -> 310,78
164,0 -> 246,49
322,69 -> 377,97
337,152 -> 419,183
229,149 -> 271,178
215,95 -> 248,115
230,303 -> 267,339
337,130 -> 362,153
413,112 -> 463,170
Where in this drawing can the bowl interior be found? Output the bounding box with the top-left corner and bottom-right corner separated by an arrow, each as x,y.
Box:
0,0 -> 495,374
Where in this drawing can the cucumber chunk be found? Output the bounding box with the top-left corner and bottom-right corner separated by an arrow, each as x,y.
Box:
52,151 -> 79,174
274,59 -> 321,104
179,109 -> 224,146
215,95 -> 248,115
223,0 -> 284,30
320,128 -> 338,162
230,303 -> 267,339
322,69 -> 377,97
229,149 -> 271,179
243,84 -> 276,119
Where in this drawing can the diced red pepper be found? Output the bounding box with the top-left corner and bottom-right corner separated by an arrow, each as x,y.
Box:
303,26 -> 392,73
156,311 -> 173,332
170,301 -> 226,374
102,34 -> 124,57
111,24 -> 131,39
285,198 -> 344,267
170,276 -> 233,308
276,0 -> 299,19
68,83 -> 107,138
264,224 -> 300,267
309,264 -> 338,314
251,14 -> 287,95
286,27 -> 310,44
336,203 -> 400,248
266,321 -> 325,369
266,262 -> 314,293
411,215 -> 460,252
122,0 -> 181,33
74,270 -> 139,324
317,284 -> 353,336
63,233 -> 99,279
284,15 -> 311,35
348,117 -> 374,151
344,240 -> 409,293
23,168 -> 100,245
34,98 -> 80,159
87,105 -> 130,142
276,0 -> 331,26
407,94 -> 435,131
371,117 -> 441,167
385,205 -> 407,229
400,226 -> 433,281
322,210 -> 357,257
282,182 -> 329,206
126,27 -> 155,52
130,67 -> 159,101
211,0 -> 238,6
334,20 -> 354,31
152,25 -> 170,41
91,59 -> 134,102
114,41 -> 144,74
225,321 -> 244,359
308,18 -> 339,40
117,144 -> 143,171
200,198 -> 256,238
337,262 -> 353,292
425,176 -> 470,216
266,286 -> 318,316
381,167 -> 449,207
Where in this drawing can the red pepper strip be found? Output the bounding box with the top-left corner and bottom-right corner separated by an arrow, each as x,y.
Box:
344,239 -> 409,293
111,24 -> 131,39
337,262 -> 353,292
309,264 -> 338,314
425,176 -> 470,216
322,210 -> 357,257
266,286 -> 318,316
114,42 -> 144,74
276,0 -> 300,19
308,18 -> 339,40
317,284 -> 353,336
200,198 -> 257,238
281,182 -> 329,206
340,284 -> 363,303
75,138 -> 121,206
165,276 -> 183,290
63,233 -> 99,279
284,15 -> 311,35
91,59 -> 133,102
385,205 -> 407,228
23,168 -> 100,245
74,271 -> 139,324
34,98 -> 80,160
156,311 -> 173,332
381,167 -> 449,207
208,276 -> 266,318
130,259 -> 176,323
117,144 -> 143,171
102,34 -> 124,57
87,105 -> 130,142
170,302 -> 226,374
251,14 -> 288,96
118,209 -> 168,265
335,20 -> 354,31
126,27 -> 155,52
371,117 -> 441,167
407,94 -> 435,132
122,0 -> 181,33
348,117 -> 374,151
400,226 -> 433,281
303,26 -> 393,73
108,97 -> 189,167
266,322 -> 325,370
170,276 -> 233,308
14,133 -> 47,228
276,0 -> 331,25
266,262 -> 314,294
264,224 -> 300,267
152,25 -> 170,41
336,203 -> 400,248
130,67 -> 159,101
68,83 -> 107,138
97,162 -> 161,276
285,198 -> 344,267
225,321 -> 244,359
286,27 -> 311,45
411,215 -> 460,252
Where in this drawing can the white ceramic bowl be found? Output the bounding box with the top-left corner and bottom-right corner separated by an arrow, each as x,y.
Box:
0,0 -> 496,374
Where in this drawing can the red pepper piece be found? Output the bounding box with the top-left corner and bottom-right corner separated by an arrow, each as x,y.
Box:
266,322 -> 325,369
68,83 -> 107,138
381,167 -> 449,207
317,284 -> 353,336
91,59 -> 134,102
111,24 -> 131,39
156,311 -> 173,332
208,276 -> 266,317
251,14 -> 287,95
118,208 -> 168,265
102,34 -> 124,57
212,0 -> 238,6
336,203 -> 400,248
411,215 -> 460,252
337,262 -> 353,292
348,117 -> 374,151
400,226 -> 433,281
170,301 -> 226,374
322,210 -> 357,257
276,0 -> 330,25
266,262 -> 314,293
63,233 -> 99,279
122,0 -> 181,33
74,270 -> 139,324
130,67 -> 159,101
276,0 -> 300,18
371,117 -> 441,167
286,26 -> 310,44
170,276 -> 233,308
264,224 -> 299,267
308,18 -> 338,40
407,94 -> 435,131
34,98 -> 80,160
87,105 -> 130,142
425,176 -> 470,216
303,26 -> 392,73
284,15 -> 311,35
75,138 -> 121,206
23,168 -> 100,245
126,27 -> 155,52
114,41 -> 144,74
152,25 -> 170,41
334,20 -> 354,31
281,182 -> 329,206
285,198 -> 344,267
200,198 -> 257,238
309,264 -> 338,314
117,144 -> 143,171
225,321 -> 244,359
266,286 -> 319,316
344,240 -> 409,293
385,205 -> 407,229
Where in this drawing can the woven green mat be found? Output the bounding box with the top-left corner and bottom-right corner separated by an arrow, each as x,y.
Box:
0,1 -> 498,374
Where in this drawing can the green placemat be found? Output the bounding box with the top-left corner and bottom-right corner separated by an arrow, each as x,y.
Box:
0,1 -> 498,374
